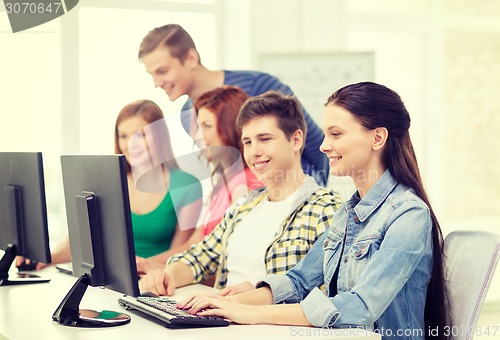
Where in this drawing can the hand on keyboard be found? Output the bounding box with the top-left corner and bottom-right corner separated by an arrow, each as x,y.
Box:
177,281 -> 254,312
139,268 -> 177,296
177,290 -> 229,312
139,297 -> 195,317
189,296 -> 263,325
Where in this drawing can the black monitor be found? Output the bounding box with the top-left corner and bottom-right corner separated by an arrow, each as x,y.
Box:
0,152 -> 51,285
53,155 -> 139,327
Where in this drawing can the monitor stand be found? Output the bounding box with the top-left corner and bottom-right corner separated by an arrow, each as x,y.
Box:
0,243 -> 50,286
52,274 -> 131,327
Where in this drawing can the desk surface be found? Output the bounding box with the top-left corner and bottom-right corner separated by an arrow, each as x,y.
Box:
0,266 -> 380,340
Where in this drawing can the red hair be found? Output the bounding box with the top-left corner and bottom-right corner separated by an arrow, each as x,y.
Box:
194,85 -> 249,167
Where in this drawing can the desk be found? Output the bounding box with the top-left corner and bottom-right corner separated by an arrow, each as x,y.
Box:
0,267 -> 380,340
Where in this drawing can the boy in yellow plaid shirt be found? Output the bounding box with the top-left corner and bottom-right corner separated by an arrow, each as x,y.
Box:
139,91 -> 342,296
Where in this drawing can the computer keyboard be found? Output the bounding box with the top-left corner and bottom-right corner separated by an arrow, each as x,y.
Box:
118,295 -> 229,328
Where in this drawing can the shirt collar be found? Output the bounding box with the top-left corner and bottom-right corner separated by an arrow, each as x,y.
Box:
240,174 -> 318,213
347,170 -> 398,223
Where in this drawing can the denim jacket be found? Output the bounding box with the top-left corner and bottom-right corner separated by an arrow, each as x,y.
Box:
258,170 -> 433,339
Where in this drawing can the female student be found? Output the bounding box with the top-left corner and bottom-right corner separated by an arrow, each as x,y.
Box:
19,100 -> 203,275
183,82 -> 450,339
192,85 -> 262,239
116,99 -> 202,274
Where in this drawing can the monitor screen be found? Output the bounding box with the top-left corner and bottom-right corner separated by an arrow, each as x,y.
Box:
53,154 -> 138,327
0,152 -> 51,285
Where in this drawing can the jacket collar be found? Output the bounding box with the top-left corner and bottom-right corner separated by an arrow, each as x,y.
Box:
348,170 -> 398,223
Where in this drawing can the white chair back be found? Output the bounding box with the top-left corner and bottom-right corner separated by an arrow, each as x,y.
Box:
444,231 -> 500,340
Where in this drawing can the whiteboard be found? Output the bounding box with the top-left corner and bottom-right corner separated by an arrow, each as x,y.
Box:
259,52 -> 375,125
259,52 -> 375,197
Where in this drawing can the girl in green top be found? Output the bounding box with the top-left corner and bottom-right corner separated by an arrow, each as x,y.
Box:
115,99 -> 202,275
18,100 -> 203,275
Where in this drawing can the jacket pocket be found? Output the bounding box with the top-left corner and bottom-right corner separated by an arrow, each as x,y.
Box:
351,241 -> 371,259
350,236 -> 382,259
346,237 -> 382,288
323,228 -> 343,273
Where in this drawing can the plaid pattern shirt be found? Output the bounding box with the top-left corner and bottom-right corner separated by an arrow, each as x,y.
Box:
168,175 -> 343,289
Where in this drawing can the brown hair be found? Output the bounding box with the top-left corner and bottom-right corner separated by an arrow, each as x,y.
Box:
138,24 -> 200,64
114,99 -> 178,173
236,91 -> 307,153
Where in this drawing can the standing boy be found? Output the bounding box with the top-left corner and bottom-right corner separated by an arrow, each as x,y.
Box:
138,24 -> 328,186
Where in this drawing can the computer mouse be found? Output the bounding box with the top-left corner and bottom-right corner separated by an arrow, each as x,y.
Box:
139,291 -> 159,298
17,261 -> 38,272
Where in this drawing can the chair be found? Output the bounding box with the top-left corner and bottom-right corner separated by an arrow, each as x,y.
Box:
444,230 -> 500,340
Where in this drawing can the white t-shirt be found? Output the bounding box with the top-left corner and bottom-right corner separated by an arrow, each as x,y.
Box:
225,190 -> 299,287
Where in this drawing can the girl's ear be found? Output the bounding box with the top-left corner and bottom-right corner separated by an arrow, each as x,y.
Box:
372,127 -> 388,151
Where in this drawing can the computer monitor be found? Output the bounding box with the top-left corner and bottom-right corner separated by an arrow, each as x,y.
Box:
53,155 -> 139,327
0,152 -> 51,285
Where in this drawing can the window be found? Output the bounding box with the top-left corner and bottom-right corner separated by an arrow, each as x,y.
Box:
1,1 -> 219,247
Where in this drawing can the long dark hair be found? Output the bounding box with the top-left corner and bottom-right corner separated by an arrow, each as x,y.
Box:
326,82 -> 450,340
